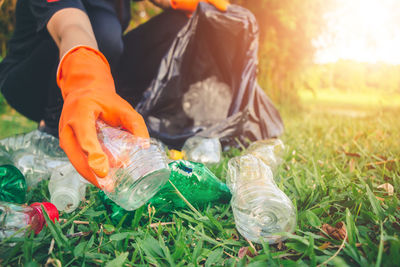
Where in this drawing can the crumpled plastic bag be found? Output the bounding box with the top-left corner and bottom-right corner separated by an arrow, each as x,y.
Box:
135,3 -> 284,149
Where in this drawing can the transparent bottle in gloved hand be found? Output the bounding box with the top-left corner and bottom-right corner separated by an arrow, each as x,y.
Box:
227,154 -> 296,244
48,164 -> 88,213
96,120 -> 170,211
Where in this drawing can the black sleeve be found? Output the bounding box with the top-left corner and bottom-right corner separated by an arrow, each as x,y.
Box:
30,0 -> 87,32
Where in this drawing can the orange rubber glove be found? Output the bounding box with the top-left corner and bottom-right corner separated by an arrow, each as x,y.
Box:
170,0 -> 229,13
57,46 -> 149,188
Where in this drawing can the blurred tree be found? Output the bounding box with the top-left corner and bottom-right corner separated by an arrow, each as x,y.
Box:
231,0 -> 333,103
127,1 -> 162,31
0,0 -> 17,58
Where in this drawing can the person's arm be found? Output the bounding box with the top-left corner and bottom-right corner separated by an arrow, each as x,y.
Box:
47,8 -> 97,58
45,8 -> 149,188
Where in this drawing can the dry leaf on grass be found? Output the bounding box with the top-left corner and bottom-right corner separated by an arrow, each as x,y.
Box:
238,247 -> 255,259
345,152 -> 361,158
319,242 -> 332,250
377,183 -> 394,196
321,221 -> 348,241
366,159 -> 397,170
45,258 -> 62,267
276,240 -> 284,250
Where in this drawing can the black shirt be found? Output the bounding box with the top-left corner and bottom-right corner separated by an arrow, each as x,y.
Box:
0,0 -> 137,88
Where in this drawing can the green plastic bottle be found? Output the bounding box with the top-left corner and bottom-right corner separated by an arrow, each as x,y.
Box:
99,190 -> 135,223
0,165 -> 27,204
149,160 -> 231,212
99,160 -> 231,222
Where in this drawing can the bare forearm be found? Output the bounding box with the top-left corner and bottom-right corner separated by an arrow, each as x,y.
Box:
47,8 -> 98,58
57,25 -> 98,58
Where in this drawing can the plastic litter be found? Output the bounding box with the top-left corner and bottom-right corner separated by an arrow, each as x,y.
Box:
148,160 -> 231,213
134,3 -> 284,149
95,120 -> 170,211
182,76 -> 232,127
0,130 -> 68,187
227,141 -> 296,244
99,160 -> 231,223
0,165 -> 27,204
48,164 -> 88,213
0,201 -> 59,240
245,139 -> 285,174
182,136 -> 222,165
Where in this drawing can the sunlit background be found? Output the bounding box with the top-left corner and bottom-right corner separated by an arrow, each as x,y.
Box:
0,0 -> 400,114
315,0 -> 400,65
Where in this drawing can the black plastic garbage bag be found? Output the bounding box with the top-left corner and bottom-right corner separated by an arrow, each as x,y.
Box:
135,3 -> 284,149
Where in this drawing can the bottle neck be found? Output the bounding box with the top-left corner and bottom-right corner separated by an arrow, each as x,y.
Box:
27,207 -> 45,234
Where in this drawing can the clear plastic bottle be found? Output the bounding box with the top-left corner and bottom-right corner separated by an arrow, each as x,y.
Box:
96,120 -> 170,211
182,136 -> 222,165
48,164 -> 88,213
245,139 -> 285,174
0,130 -> 68,186
227,154 -> 296,244
0,201 -> 59,240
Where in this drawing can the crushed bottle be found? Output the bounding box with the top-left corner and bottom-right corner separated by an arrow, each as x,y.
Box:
0,165 -> 27,204
48,164 -> 88,213
0,130 -> 68,187
182,136 -> 222,165
95,120 -> 170,211
227,153 -> 296,244
99,160 -> 231,223
245,139 -> 285,174
148,160 -> 231,213
0,201 -> 59,240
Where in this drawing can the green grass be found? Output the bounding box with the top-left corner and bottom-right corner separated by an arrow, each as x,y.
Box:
0,90 -> 400,266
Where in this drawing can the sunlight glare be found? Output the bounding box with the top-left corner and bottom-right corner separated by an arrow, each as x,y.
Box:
314,0 -> 400,64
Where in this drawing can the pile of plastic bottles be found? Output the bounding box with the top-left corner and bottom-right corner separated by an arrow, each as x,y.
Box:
0,123 -> 296,244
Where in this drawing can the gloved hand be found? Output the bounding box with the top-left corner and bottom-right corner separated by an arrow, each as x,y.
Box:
57,46 -> 149,188
170,0 -> 229,13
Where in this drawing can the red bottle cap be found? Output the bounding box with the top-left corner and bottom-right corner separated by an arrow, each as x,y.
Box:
30,202 -> 60,234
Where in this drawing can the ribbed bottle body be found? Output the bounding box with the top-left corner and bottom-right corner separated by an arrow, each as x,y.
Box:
227,154 -> 296,243
96,121 -> 170,211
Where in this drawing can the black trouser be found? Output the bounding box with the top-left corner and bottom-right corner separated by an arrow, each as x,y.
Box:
1,4 -> 188,136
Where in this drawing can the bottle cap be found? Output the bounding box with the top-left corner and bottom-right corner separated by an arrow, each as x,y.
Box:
30,202 -> 60,234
